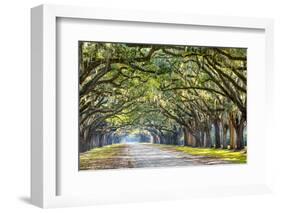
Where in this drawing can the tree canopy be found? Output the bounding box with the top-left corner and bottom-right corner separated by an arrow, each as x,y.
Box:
79,42 -> 247,152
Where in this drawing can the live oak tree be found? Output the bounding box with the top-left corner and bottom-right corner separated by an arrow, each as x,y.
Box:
79,42 -> 247,152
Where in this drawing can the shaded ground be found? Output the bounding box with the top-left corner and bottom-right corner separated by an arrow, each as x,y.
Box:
80,143 -> 246,170
150,144 -> 247,164
79,144 -> 134,170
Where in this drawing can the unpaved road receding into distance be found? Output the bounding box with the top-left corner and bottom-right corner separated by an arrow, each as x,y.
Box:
128,143 -> 228,168
80,143 -> 229,170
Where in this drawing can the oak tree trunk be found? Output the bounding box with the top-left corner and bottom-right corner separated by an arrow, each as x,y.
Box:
235,120 -> 245,150
205,128 -> 212,148
183,127 -> 189,146
229,115 -> 236,149
214,119 -> 221,148
222,124 -> 228,149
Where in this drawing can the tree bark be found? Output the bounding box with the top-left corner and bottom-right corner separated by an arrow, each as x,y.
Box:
200,131 -> 204,147
183,127 -> 189,146
98,134 -> 103,147
235,119 -> 245,150
204,127 -> 212,148
229,114 -> 236,149
214,119 -> 221,148
222,124 -> 228,149
188,133 -> 193,146
194,132 -> 202,147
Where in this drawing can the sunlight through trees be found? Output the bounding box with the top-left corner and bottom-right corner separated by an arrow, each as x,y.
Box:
79,42 -> 247,153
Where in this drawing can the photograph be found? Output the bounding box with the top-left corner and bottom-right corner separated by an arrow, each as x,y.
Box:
0,0 -> 276,210
78,42 -> 247,170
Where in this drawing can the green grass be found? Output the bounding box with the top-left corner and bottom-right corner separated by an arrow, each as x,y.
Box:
79,144 -> 127,169
152,144 -> 247,164
80,144 -> 126,159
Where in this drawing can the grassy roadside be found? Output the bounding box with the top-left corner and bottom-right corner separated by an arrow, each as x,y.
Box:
79,144 -> 128,170
151,144 -> 247,164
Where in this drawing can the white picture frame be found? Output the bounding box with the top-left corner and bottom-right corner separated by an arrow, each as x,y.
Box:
31,4 -> 274,208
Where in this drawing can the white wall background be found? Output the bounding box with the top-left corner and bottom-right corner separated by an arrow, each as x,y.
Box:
0,0 -> 280,212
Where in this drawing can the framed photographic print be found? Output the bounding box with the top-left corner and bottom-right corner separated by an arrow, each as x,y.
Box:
31,4 -> 274,208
